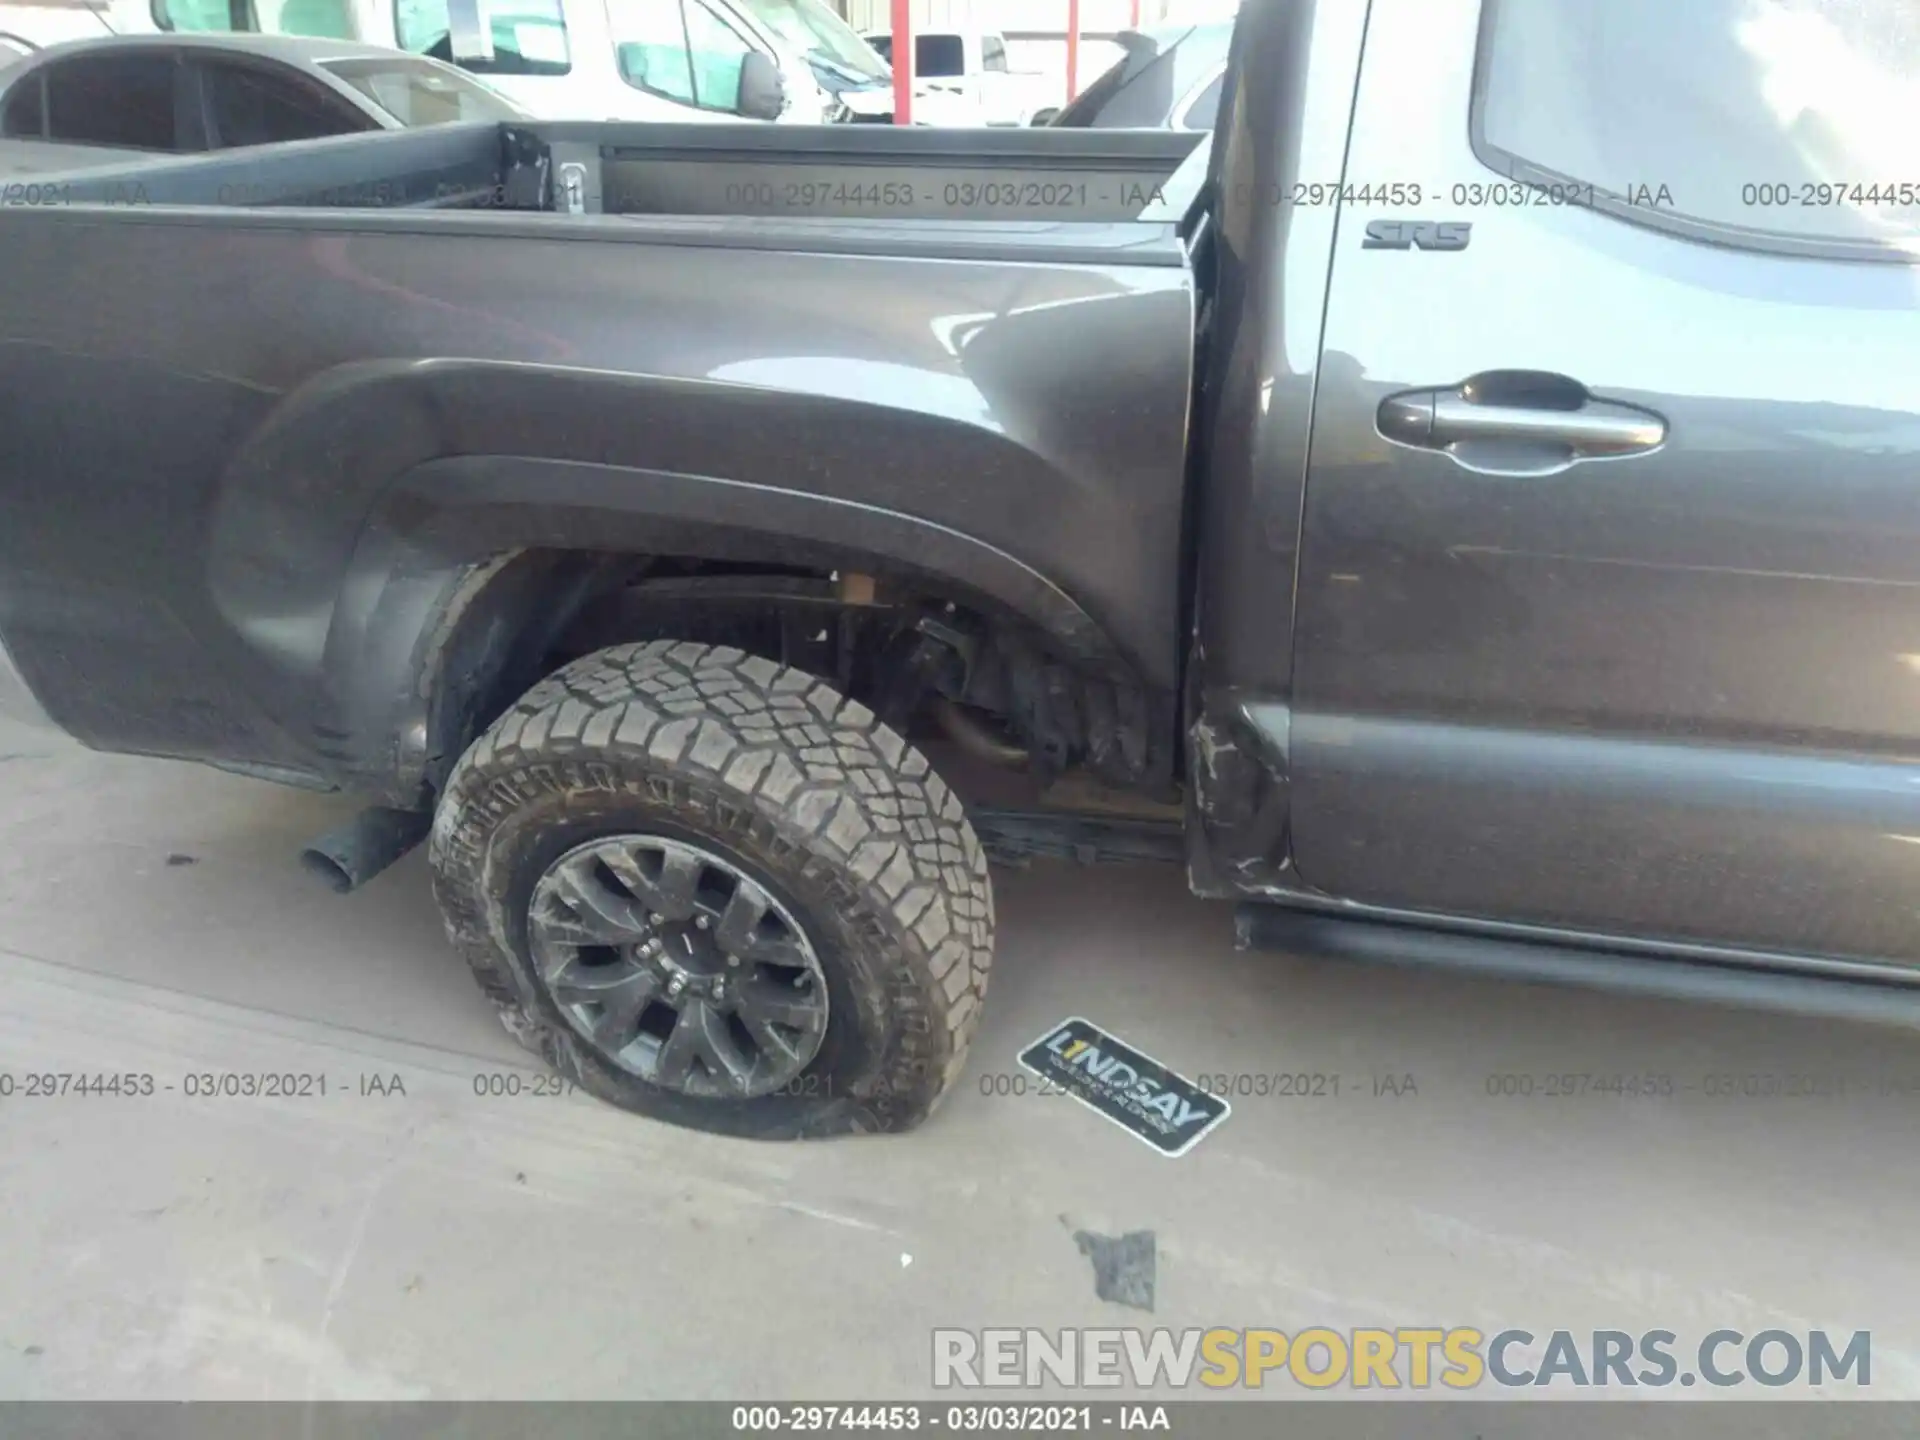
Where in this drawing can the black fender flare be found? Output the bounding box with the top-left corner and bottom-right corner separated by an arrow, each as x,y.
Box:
201,359 -> 1140,801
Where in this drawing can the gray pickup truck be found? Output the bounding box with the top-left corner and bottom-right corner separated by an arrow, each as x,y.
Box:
1,0 -> 1916,1139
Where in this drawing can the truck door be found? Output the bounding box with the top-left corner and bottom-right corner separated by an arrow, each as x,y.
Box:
1288,0 -> 1920,964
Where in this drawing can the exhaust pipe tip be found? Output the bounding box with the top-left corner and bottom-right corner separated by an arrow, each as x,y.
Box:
298,847 -> 356,895
931,696 -> 1030,770
300,807 -> 431,895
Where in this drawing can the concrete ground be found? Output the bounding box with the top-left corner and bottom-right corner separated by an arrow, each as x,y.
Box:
3,715 -> 1920,1402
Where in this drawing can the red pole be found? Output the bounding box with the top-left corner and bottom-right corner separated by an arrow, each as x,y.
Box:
1129,0 -> 1140,27
1065,0 -> 1080,99
891,0 -> 913,125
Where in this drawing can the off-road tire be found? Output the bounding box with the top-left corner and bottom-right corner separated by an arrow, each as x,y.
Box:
428,640 -> 995,1138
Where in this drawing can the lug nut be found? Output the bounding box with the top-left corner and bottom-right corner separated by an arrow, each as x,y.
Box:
695,915 -> 710,930
650,912 -> 665,926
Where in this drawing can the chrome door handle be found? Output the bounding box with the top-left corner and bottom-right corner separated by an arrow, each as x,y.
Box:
1378,374 -> 1667,475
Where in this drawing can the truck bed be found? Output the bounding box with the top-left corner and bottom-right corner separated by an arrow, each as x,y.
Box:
0,116 -> 1200,784
31,119 -> 1201,225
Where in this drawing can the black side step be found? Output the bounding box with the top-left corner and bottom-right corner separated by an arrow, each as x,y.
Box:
1237,903 -> 1920,1030
970,808 -> 1185,868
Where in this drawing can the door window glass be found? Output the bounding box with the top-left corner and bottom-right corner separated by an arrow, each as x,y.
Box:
396,0 -> 571,74
265,0 -> 357,38
153,0 -> 256,31
153,0 -> 353,39
609,0 -> 695,104
732,0 -> 884,83
1,71 -> 43,135
200,58 -> 366,145
1475,0 -> 1920,251
322,57 -> 524,122
45,54 -> 178,148
610,0 -> 753,112
683,0 -> 750,110
915,33 -> 962,77
982,35 -> 1007,72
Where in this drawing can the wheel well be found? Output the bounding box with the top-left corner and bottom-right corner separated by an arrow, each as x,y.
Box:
416,549 -> 1175,804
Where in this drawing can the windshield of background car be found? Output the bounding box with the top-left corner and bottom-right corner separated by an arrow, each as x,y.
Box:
321,56 -> 526,122
732,0 -> 887,82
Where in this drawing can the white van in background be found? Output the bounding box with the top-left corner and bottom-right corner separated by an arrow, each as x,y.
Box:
0,0 -> 897,122
0,0 -> 119,51
393,0 -> 899,122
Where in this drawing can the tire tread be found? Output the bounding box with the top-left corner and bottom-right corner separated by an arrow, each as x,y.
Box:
429,640 -> 995,1132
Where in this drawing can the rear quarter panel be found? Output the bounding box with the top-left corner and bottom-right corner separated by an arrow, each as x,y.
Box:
0,204 -> 1193,790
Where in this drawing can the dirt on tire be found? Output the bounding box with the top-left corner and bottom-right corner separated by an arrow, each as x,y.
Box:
428,639 -> 995,1139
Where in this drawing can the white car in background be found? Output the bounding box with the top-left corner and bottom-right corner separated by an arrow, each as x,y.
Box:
395,0 -> 895,124
0,32 -> 524,172
860,27 -> 1042,126
0,0 -> 897,125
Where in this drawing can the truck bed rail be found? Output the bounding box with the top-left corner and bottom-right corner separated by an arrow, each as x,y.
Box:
553,122 -> 1200,223
22,120 -> 1201,225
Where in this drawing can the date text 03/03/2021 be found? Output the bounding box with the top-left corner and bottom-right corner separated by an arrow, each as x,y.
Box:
732,1405 -> 1169,1432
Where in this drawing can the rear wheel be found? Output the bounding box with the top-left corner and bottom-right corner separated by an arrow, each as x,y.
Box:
428,640 -> 995,1139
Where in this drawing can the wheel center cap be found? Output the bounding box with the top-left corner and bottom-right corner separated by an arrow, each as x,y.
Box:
654,923 -> 726,978
531,833 -> 831,1099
